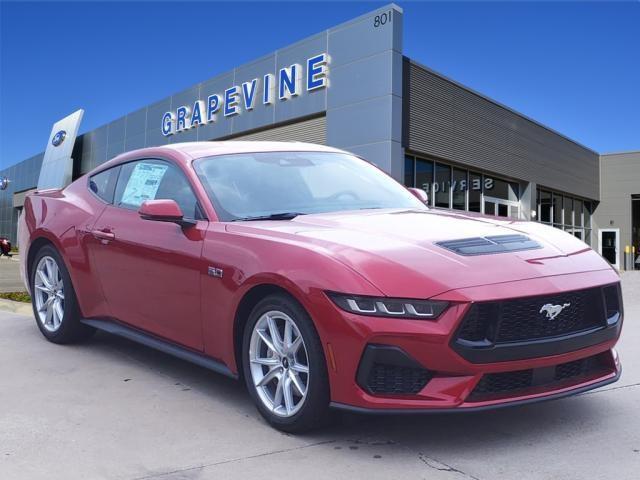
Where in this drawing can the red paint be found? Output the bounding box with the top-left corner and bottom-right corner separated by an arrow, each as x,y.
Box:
20,143 -> 623,412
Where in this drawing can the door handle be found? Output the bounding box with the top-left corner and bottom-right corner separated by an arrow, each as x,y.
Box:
91,229 -> 115,243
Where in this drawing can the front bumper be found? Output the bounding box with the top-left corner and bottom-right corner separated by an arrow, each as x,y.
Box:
331,363 -> 621,414
312,269 -> 623,412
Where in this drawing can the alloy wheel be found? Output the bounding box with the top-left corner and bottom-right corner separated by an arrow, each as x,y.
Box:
249,310 -> 310,417
34,255 -> 65,332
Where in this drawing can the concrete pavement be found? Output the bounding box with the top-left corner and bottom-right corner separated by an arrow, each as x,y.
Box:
1,273 -> 639,480
0,255 -> 24,293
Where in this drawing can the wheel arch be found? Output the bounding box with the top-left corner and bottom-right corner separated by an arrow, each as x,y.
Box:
26,236 -> 58,284
233,281 -> 329,378
26,234 -> 81,312
233,283 -> 299,379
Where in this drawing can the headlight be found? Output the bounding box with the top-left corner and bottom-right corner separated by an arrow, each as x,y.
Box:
327,292 -> 449,320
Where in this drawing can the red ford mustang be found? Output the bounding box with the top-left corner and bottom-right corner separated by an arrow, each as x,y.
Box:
19,142 -> 622,432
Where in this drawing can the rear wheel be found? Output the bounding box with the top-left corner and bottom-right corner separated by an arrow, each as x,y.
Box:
30,244 -> 95,344
242,294 -> 331,433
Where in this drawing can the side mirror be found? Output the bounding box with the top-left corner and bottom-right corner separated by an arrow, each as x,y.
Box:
408,187 -> 429,205
138,199 -> 196,228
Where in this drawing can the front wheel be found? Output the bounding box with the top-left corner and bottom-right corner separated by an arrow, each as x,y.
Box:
242,294 -> 331,433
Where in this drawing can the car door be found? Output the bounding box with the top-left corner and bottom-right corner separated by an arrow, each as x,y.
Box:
89,158 -> 208,350
76,165 -> 122,319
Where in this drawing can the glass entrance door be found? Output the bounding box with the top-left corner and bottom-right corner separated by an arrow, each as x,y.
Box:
599,229 -> 619,269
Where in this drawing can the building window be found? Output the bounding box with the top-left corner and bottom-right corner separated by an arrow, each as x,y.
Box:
564,197 -> 574,228
574,200 -> 583,227
404,155 -> 415,188
402,154 -> 521,218
584,202 -> 591,245
434,163 -> 451,209
536,189 -> 593,246
452,168 -> 467,210
486,177 -> 519,202
553,193 -> 563,227
468,171 -> 482,212
539,190 -> 552,224
415,158 -> 434,199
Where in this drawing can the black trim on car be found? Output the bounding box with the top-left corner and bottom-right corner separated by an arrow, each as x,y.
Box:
453,323 -> 621,363
356,344 -> 433,395
330,367 -> 620,415
451,284 -> 623,363
81,318 -> 237,379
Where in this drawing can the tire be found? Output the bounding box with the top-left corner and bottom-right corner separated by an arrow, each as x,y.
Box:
242,293 -> 331,433
30,244 -> 95,344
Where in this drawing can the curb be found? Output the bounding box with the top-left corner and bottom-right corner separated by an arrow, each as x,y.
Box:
0,298 -> 33,316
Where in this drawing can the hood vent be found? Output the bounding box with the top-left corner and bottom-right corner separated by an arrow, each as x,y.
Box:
436,234 -> 541,256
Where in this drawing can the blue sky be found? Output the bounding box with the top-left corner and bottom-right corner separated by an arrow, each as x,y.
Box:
0,1 -> 638,169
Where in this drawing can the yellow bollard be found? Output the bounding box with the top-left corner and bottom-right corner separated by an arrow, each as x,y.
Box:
624,246 -> 630,270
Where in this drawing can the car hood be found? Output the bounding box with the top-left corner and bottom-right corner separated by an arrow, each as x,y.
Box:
226,208 -> 613,298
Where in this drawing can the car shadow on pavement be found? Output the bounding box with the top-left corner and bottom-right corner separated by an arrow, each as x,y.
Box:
83,330 -> 250,407
80,328 -> 608,454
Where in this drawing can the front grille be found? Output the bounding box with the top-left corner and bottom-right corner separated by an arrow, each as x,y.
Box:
457,303 -> 498,342
497,289 -> 601,342
366,363 -> 431,395
468,354 -> 610,402
456,285 -> 620,345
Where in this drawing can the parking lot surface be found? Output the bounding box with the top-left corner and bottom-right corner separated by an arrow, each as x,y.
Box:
0,255 -> 23,293
1,273 -> 639,480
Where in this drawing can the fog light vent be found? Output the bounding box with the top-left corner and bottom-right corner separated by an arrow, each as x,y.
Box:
356,344 -> 433,396
366,363 -> 431,395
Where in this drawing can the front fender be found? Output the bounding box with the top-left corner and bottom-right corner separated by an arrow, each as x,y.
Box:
199,224 -> 384,374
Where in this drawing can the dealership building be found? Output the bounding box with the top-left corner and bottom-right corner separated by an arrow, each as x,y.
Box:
0,4 -> 638,270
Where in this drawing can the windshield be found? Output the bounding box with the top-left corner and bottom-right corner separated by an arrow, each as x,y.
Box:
193,151 -> 426,221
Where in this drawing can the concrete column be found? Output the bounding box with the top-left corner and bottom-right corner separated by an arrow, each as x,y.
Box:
520,181 -> 537,221
326,4 -> 404,180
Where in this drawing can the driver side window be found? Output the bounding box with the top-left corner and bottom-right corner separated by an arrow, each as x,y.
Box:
114,159 -> 204,220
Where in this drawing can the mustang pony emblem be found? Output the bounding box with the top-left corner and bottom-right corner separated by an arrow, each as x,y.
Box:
539,303 -> 571,320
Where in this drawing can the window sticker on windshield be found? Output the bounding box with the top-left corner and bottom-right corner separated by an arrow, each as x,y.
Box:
121,163 -> 168,207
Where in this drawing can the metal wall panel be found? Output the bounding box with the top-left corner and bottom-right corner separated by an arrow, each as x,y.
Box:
227,116 -> 326,145
592,151 -> 640,268
404,61 -> 600,200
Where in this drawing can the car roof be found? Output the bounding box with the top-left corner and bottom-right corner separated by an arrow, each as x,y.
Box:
157,141 -> 346,159
89,141 -> 351,176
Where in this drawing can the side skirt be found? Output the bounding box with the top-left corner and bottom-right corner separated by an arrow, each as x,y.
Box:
81,318 -> 237,379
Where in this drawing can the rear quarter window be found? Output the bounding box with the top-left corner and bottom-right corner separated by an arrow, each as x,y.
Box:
89,167 -> 120,203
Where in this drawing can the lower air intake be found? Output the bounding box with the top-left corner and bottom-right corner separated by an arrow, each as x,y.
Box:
356,344 -> 433,395
366,363 -> 431,395
468,353 -> 612,402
